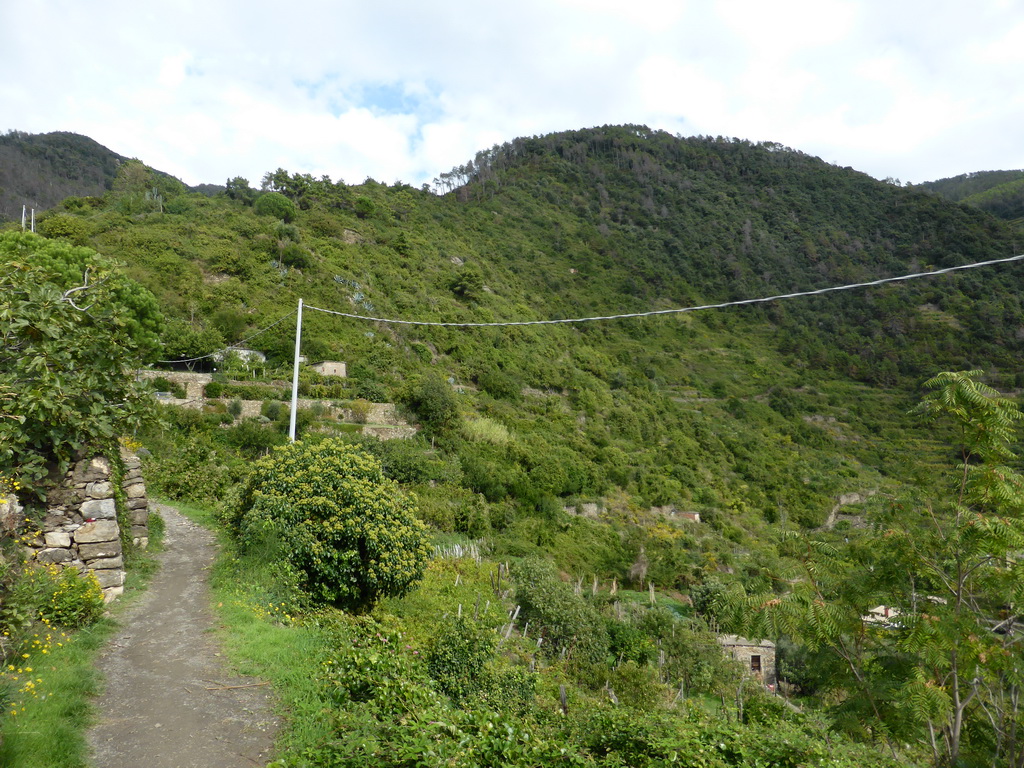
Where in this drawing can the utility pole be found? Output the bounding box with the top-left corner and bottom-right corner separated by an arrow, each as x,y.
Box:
288,298 -> 303,442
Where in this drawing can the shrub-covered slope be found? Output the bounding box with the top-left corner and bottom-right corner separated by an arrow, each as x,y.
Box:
16,124 -> 1024,577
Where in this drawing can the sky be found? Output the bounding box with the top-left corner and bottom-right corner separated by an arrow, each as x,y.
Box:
3,0 -> 1022,189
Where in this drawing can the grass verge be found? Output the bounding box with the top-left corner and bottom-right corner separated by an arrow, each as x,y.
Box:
174,499 -> 332,760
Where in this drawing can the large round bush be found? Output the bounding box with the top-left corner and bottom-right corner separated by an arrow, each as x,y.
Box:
235,439 -> 430,612
253,191 -> 297,222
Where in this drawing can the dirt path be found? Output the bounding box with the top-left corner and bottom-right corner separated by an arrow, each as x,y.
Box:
88,503 -> 278,768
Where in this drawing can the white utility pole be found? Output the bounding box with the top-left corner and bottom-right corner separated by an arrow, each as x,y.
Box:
288,298 -> 304,442
21,205 -> 26,231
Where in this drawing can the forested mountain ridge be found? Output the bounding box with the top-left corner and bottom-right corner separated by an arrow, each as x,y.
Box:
0,130 -> 218,222
0,130 -> 128,220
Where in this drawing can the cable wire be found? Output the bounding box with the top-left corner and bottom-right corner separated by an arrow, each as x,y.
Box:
156,308 -> 297,363
305,253 -> 1024,328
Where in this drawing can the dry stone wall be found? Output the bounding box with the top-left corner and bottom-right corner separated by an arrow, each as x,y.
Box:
23,453 -> 151,602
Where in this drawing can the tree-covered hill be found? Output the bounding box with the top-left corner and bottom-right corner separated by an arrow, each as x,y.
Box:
0,130 -> 219,222
10,124 -> 1021,549
7,125 -> 1024,766
0,131 -> 129,221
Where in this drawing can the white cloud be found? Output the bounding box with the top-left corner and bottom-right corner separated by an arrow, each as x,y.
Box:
1,0 -> 1022,188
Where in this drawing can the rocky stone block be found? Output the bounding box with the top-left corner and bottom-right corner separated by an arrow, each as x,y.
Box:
89,555 -> 124,570
124,483 -> 147,501
125,467 -> 143,480
92,568 -> 125,589
72,456 -> 111,484
124,482 -> 147,499
128,497 -> 148,510
75,520 -> 120,543
123,457 -> 142,471
130,509 -> 149,525
44,512 -> 70,528
133,536 -> 150,550
78,540 -> 122,560
86,481 -> 113,499
44,487 -> 79,507
38,547 -> 72,564
80,498 -> 117,521
44,531 -> 71,548
102,585 -> 124,602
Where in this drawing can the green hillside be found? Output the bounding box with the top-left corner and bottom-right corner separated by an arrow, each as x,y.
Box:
6,125 -> 1024,766
19,125 -> 1024,540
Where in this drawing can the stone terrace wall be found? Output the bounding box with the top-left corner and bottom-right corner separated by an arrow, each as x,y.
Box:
136,370 -> 211,400
23,453 -> 151,601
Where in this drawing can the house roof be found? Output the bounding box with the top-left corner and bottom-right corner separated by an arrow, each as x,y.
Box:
717,634 -> 775,648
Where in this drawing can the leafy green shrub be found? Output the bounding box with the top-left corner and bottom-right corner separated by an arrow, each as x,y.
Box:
37,214 -> 91,245
607,660 -> 663,710
148,376 -> 186,398
353,196 -> 375,219
146,434 -> 237,502
232,439 -> 430,611
261,400 -> 283,421
355,379 -> 388,402
321,615 -> 439,713
227,398 -> 243,418
476,368 -> 521,401
204,381 -> 224,398
608,619 -> 656,665
220,382 -> 289,400
426,615 -> 495,702
449,264 -> 484,301
401,374 -> 461,439
280,243 -> 311,269
479,665 -> 536,716
221,419 -> 287,457
274,221 -> 300,243
348,398 -> 372,424
12,565 -> 105,629
512,558 -> 608,665
253,191 -> 297,222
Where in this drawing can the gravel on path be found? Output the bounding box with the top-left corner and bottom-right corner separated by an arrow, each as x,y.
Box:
88,503 -> 278,768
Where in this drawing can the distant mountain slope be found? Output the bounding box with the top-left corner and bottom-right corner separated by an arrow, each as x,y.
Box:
961,178 -> 1024,224
918,169 -> 1024,202
0,130 -> 219,221
918,169 -> 1024,228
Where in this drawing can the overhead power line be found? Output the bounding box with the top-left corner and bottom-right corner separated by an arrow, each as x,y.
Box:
156,308 -> 298,364
305,252 -> 1024,328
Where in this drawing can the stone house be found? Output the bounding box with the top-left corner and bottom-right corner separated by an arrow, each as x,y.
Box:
718,634 -> 776,687
311,361 -> 347,378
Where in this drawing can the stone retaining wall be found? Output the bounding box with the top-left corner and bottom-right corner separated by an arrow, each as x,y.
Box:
23,453 -> 151,601
137,370 -> 212,400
